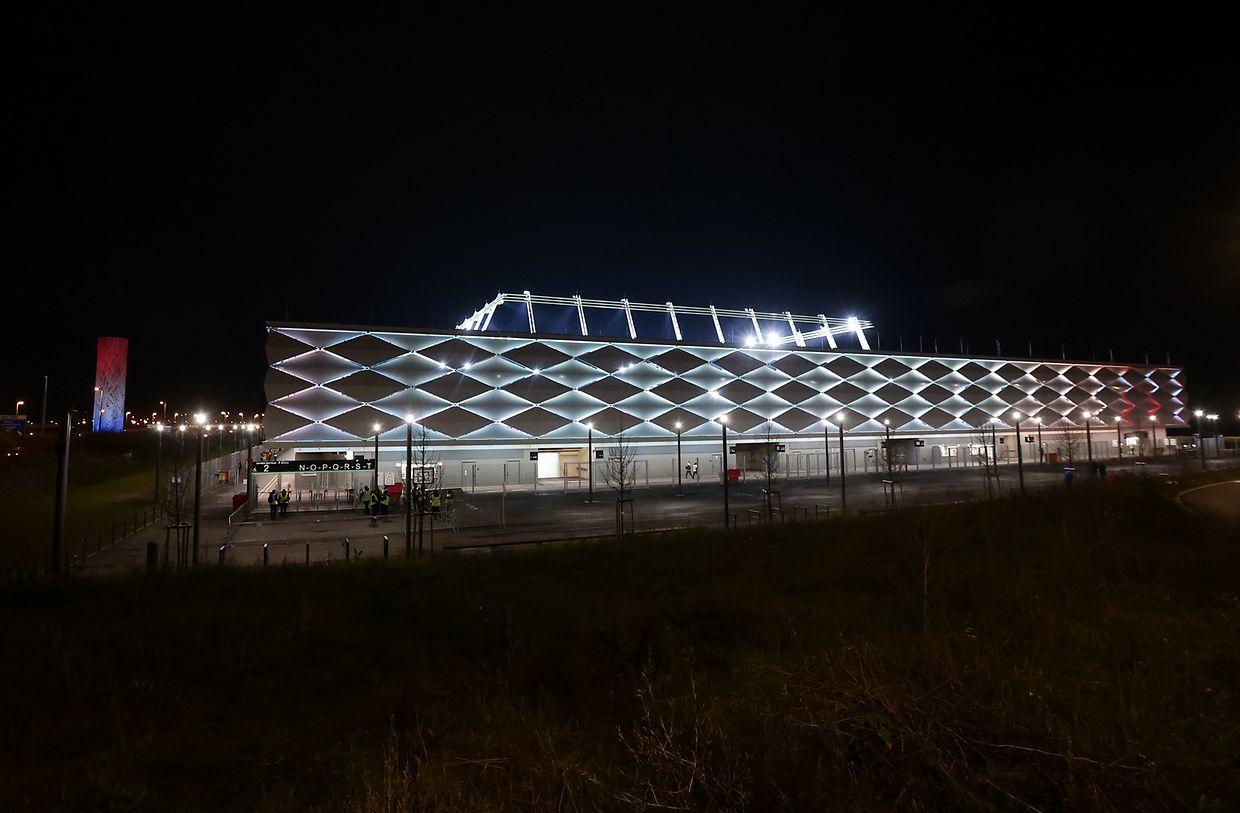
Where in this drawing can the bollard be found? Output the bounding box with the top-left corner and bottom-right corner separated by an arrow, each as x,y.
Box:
344,537 -> 351,561
383,535 -> 389,560
263,542 -> 269,567
146,542 -> 158,573
218,545 -> 226,566
305,542 -> 310,565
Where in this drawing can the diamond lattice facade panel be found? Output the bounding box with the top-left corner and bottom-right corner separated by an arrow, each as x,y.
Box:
265,324 -> 1187,443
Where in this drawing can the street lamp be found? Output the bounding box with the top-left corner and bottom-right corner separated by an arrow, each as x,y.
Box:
674,421 -> 683,496
154,423 -> 164,504
1194,408 -> 1206,469
822,417 -> 831,487
1149,415 -> 1158,456
192,412 -> 207,567
373,422 -> 382,492
586,421 -> 594,503
160,400 -> 167,421
834,413 -> 847,516
405,414 -> 415,559
1114,416 -> 1123,461
15,400 -> 24,415
1207,413 -> 1219,459
1034,416 -> 1044,463
719,415 -> 729,529
1011,411 -> 1025,495
1082,410 -> 1094,473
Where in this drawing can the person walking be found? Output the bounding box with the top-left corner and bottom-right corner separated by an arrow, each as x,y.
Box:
278,487 -> 290,517
268,489 -> 278,520
358,485 -> 371,513
430,490 -> 441,515
379,487 -> 391,516
691,461 -> 698,480
443,488 -> 454,515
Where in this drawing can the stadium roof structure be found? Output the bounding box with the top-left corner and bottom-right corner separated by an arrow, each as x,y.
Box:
456,292 -> 875,351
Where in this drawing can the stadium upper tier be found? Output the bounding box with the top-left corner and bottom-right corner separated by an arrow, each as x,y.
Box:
456,292 -> 875,350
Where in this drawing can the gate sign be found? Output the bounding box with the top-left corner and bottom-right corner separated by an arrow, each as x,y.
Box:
252,458 -> 372,473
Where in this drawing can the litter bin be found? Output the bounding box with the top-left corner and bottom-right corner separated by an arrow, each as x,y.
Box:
1047,452 -> 1059,465
726,468 -> 741,484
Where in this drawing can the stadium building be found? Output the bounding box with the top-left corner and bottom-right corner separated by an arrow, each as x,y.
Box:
260,292 -> 1187,500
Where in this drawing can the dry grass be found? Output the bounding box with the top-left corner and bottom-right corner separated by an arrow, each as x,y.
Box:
2,472 -> 1238,811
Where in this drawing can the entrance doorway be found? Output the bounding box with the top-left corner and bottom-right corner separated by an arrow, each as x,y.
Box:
536,451 -> 561,479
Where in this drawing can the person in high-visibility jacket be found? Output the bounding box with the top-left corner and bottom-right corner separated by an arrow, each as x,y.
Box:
267,489 -> 278,520
430,490 -> 441,514
278,488 -> 290,517
358,485 -> 371,513
379,488 -> 391,515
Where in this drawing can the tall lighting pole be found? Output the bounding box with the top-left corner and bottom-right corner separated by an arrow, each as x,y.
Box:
1035,417 -> 1044,463
1082,410 -> 1094,473
192,412 -> 206,567
1149,415 -> 1158,456
1207,413 -> 1219,459
405,415 -> 414,559
1194,409 -> 1205,469
1115,416 -> 1123,461
675,421 -> 683,495
720,416 -> 729,529
1011,411 -> 1025,495
836,414 -> 847,516
51,410 -> 72,579
154,423 -> 164,504
373,423 -> 382,492
586,421 -> 594,502
822,417 -> 831,486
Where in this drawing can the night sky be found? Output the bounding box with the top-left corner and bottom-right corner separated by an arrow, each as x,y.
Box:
9,9 -> 1239,428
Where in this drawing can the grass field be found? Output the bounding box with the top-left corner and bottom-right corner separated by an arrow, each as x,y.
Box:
0,431 -> 238,573
2,472 -> 1238,810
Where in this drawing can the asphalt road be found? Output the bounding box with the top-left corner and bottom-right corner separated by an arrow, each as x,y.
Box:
76,457 -> 1239,571
1180,481 -> 1240,533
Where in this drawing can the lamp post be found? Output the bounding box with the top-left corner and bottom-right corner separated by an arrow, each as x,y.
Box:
837,415 -> 846,516
1149,415 -> 1158,456
675,421 -> 683,495
373,423 -> 381,492
154,423 -> 164,504
720,416 -> 729,529
15,400 -> 23,416
1194,409 -> 1205,469
586,421 -> 594,503
882,418 -> 894,508
1035,417 -> 1044,463
51,410 -> 72,579
1207,413 -> 1219,459
1011,411 -> 1025,495
93,387 -> 101,431
405,415 -> 414,559
822,417 -> 831,486
160,400 -> 167,422
192,412 -> 206,567
1082,410 -> 1094,473
1115,416 -> 1123,461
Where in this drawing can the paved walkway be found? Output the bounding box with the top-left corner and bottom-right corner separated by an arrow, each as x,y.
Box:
1180,481 -> 1240,534
77,456 -> 1239,572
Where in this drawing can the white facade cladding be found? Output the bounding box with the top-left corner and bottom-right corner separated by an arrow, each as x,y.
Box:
265,320 -> 1186,467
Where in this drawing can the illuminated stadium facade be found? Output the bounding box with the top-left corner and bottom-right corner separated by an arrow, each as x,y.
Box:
263,292 -> 1187,492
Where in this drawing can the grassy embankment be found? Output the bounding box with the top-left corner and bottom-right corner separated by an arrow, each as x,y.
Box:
2,471 -> 1238,811
0,431 -> 239,573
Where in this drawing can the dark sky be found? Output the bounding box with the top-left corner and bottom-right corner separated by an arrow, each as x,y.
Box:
8,8 -> 1239,428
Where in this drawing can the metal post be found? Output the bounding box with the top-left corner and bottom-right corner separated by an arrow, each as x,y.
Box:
721,419 -> 729,529
587,424 -> 593,502
154,425 -> 163,504
1197,412 -> 1206,469
1115,418 -> 1123,461
1085,414 -> 1094,473
676,426 -> 683,495
383,535 -> 389,560
373,429 -> 380,492
51,411 -> 71,578
405,419 -> 413,559
838,420 -> 846,516
193,424 -> 203,567
40,375 -> 48,433
1036,420 -> 1043,463
1014,415 -> 1025,495
823,421 -> 831,486
263,543 -> 269,567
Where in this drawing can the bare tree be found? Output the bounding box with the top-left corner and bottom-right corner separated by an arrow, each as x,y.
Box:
603,423 -> 638,535
970,429 -> 996,500
759,421 -> 783,519
1055,428 -> 1081,466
